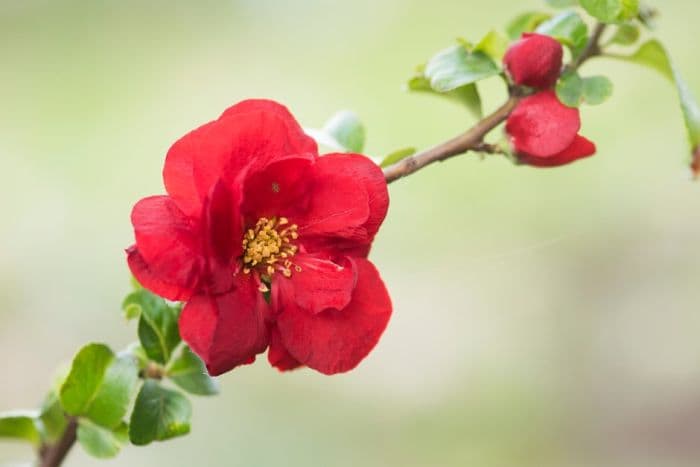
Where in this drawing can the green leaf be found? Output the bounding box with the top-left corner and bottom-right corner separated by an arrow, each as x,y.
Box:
167,346 -> 219,396
608,23 -> 640,45
556,70 -> 583,107
536,11 -> 589,56
474,30 -> 509,62
506,11 -> 551,40
407,75 -> 483,118
323,111 -> 366,153
60,343 -> 139,429
77,419 -> 128,459
380,147 -> 417,168
39,392 -> 68,443
546,0 -> 578,7
305,111 -> 366,153
424,45 -> 500,93
582,76 -> 614,105
611,39 -> 700,158
0,411 -> 41,445
134,290 -> 181,364
129,380 -> 192,446
579,0 -> 638,23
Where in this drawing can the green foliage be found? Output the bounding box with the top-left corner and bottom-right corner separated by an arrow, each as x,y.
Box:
60,343 -> 139,429
424,45 -> 501,93
506,11 -> 551,39
582,76 -> 614,105
380,147 -> 417,168
475,30 -> 509,62
546,0 -> 578,7
39,392 -> 69,443
0,411 -> 41,445
77,419 -> 128,459
556,71 -> 584,107
167,346 -> 219,396
126,289 -> 182,364
557,72 -> 614,106
579,0 -> 639,23
608,23 -> 640,45
129,380 -> 192,446
306,111 -> 366,153
611,40 -> 700,149
407,74 -> 483,118
536,11 -> 589,56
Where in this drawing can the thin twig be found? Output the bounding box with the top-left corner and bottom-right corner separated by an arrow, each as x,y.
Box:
39,418 -> 78,467
383,22 -> 607,184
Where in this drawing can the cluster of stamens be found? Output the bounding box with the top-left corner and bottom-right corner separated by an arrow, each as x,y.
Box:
242,217 -> 300,278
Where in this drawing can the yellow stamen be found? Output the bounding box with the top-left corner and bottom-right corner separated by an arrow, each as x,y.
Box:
241,216 -> 300,277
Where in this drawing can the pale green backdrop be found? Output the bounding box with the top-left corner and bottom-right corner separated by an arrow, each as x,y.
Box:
1,1 -> 699,466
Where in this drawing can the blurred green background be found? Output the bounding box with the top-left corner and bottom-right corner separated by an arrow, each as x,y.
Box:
1,1 -> 699,466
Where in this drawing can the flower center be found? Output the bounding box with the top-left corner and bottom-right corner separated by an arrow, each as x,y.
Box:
242,217 -> 299,277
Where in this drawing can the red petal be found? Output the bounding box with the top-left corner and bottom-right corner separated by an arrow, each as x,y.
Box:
506,90 -> 580,158
163,100 -> 318,218
129,196 -> 202,301
295,154 -> 388,249
275,258 -> 392,375
503,33 -> 563,89
267,327 -> 302,371
241,155 -> 314,221
127,247 -> 195,301
275,255 -> 357,315
519,134 -> 596,167
179,276 -> 270,376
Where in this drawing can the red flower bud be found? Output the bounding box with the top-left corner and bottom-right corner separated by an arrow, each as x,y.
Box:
503,33 -> 563,89
506,90 -> 596,167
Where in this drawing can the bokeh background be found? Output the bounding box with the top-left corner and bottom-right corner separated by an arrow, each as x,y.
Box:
1,0 -> 699,466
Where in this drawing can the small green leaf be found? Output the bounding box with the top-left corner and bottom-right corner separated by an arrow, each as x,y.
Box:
39,392 -> 68,443
306,111 -> 366,153
424,45 -> 500,93
380,147 -> 417,168
582,76 -> 614,105
167,346 -> 219,396
536,11 -> 589,56
324,111 -> 366,153
546,0 -> 578,7
580,0 -> 638,23
556,71 -> 584,107
0,411 -> 41,445
60,344 -> 139,429
134,289 -> 181,364
506,11 -> 551,39
608,23 -> 640,45
610,39 -> 700,162
474,30 -> 509,62
129,380 -> 192,446
77,419 -> 128,459
407,75 -> 483,118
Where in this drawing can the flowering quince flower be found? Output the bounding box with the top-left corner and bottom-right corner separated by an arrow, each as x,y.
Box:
503,33 -> 563,89
506,90 -> 597,167
126,100 -> 392,376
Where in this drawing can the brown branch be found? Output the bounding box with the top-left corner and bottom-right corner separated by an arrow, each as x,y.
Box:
39,417 -> 78,467
383,96 -> 519,183
569,22 -> 607,71
383,22 -> 607,184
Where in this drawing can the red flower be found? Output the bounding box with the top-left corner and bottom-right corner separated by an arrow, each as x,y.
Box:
127,100 -> 392,376
506,90 -> 596,167
503,33 -> 563,89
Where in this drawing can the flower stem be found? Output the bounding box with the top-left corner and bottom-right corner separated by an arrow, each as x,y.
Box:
39,417 -> 78,467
